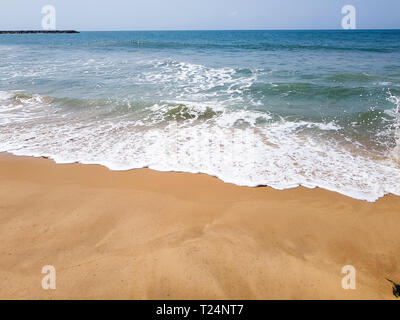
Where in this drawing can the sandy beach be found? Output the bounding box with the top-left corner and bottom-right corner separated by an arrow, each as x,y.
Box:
0,152 -> 399,299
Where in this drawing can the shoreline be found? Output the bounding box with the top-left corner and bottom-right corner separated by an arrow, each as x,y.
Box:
2,149 -> 395,203
0,152 -> 399,299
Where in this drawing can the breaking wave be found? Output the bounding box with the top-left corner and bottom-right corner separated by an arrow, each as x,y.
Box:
1,89 -> 400,201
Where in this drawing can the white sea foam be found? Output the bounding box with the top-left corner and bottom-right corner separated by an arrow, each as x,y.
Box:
139,60 -> 258,104
0,91 -> 14,101
0,90 -> 400,202
386,92 -> 400,164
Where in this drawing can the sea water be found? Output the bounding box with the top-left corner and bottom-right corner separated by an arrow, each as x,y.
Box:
0,30 -> 399,201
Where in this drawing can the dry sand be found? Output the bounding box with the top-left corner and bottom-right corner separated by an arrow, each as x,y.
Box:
0,152 -> 399,299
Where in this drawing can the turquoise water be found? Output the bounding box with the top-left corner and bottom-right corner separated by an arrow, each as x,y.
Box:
1,30 -> 400,200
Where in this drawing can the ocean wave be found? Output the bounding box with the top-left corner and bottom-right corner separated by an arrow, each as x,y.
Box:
88,39 -> 394,53
248,82 -> 386,101
326,73 -> 378,83
0,90 -> 400,201
386,92 -> 400,164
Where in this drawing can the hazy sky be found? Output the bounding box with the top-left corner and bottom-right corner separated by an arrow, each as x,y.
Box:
0,0 -> 399,31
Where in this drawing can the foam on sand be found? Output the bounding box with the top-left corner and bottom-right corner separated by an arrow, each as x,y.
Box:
0,90 -> 400,201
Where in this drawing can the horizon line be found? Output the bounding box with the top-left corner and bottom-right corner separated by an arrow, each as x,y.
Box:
14,28 -> 400,32
2,28 -> 400,32
77,28 -> 400,32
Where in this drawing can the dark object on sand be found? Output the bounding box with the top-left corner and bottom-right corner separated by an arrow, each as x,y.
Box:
0,30 -> 79,34
386,279 -> 400,298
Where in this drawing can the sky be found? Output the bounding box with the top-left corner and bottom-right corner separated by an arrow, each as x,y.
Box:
0,0 -> 399,31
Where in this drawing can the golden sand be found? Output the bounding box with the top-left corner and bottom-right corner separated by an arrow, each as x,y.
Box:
0,153 -> 399,299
